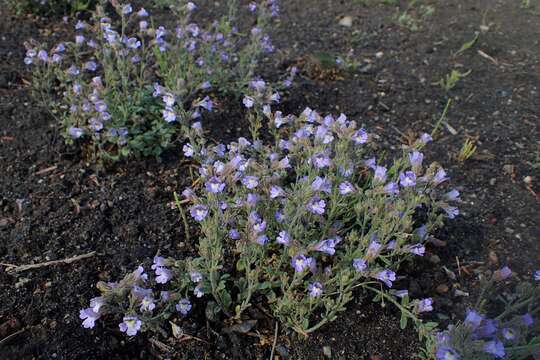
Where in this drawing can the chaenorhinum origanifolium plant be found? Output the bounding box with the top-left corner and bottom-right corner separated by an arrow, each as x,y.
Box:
24,0 -> 278,162
79,103 -> 461,338
432,267 -> 540,360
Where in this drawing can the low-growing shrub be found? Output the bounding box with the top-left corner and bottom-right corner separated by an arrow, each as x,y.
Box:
25,1 -> 277,162
432,268 -> 540,360
80,105 -> 460,338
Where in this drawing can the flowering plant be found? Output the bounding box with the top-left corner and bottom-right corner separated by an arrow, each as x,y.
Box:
80,104 -> 460,337
25,0 -> 277,162
432,268 -> 540,360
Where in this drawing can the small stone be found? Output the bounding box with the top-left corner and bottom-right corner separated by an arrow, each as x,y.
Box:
323,346 -> 332,358
489,178 -> 496,186
429,255 -> 441,264
524,176 -> 533,185
338,16 -> 353,27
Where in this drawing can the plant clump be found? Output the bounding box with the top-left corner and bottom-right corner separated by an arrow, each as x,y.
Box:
80,103 -> 460,338
24,1 -> 278,162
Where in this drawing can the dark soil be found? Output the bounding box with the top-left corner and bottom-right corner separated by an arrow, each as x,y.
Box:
1,0 -> 539,359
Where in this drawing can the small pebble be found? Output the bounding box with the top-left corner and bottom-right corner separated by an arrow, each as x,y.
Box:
323,346 -> 332,358
338,16 -> 353,27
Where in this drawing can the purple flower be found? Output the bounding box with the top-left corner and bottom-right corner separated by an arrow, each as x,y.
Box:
399,171 -> 417,187
464,309 -> 484,330
119,316 -> 142,336
275,209 -> 286,223
90,296 -> 106,313
433,168 -> 449,185
374,270 -> 396,287
134,266 -> 148,282
83,61 -> 97,72
163,93 -> 176,107
417,298 -> 433,313
242,176 -> 259,189
292,253 -> 310,273
89,118 -> 103,132
365,241 -> 382,259
493,266 -> 512,281
246,193 -> 259,205
307,281 -> 323,297
445,189 -> 460,201
155,267 -> 173,284
242,96 -> 254,108
409,151 -> 424,170
420,133 -> 433,143
151,256 -> 166,269
442,205 -> 459,219
475,319 -> 498,339
205,177 -> 225,193
373,166 -> 387,184
501,328 -> 517,342
194,284 -> 204,298
256,235 -> 268,245
140,296 -> 156,312
190,204 -> 208,221
75,20 -> 86,30
535,269 -> 540,281
436,347 -> 460,360
95,100 -> 108,113
311,176 -> 332,193
352,129 -> 368,144
176,298 -> 192,315
353,258 -> 367,272
483,339 -> 505,358
75,35 -> 85,45
406,243 -> 425,256
395,290 -> 409,298
339,181 -> 355,195
276,231 -> 290,245
383,182 -> 400,195
183,143 -> 194,157
162,107 -> 177,122
307,197 -> 326,215
122,4 -> 133,15
521,313 -> 534,327
198,96 -> 213,112
229,229 -> 240,239
137,8 -> 149,17
248,2 -> 257,12
186,2 -> 197,11
314,238 -> 339,256
190,271 -> 203,283
80,308 -> 100,328
269,185 -> 285,199
68,127 -> 85,139
311,152 -> 331,169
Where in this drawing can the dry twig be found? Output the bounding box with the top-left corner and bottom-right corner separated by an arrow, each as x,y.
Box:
1,252 -> 96,274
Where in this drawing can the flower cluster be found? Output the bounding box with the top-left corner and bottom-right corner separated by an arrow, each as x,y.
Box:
434,267 -> 540,360
79,258 -> 199,336
83,103 -> 460,337
25,1 -> 277,161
